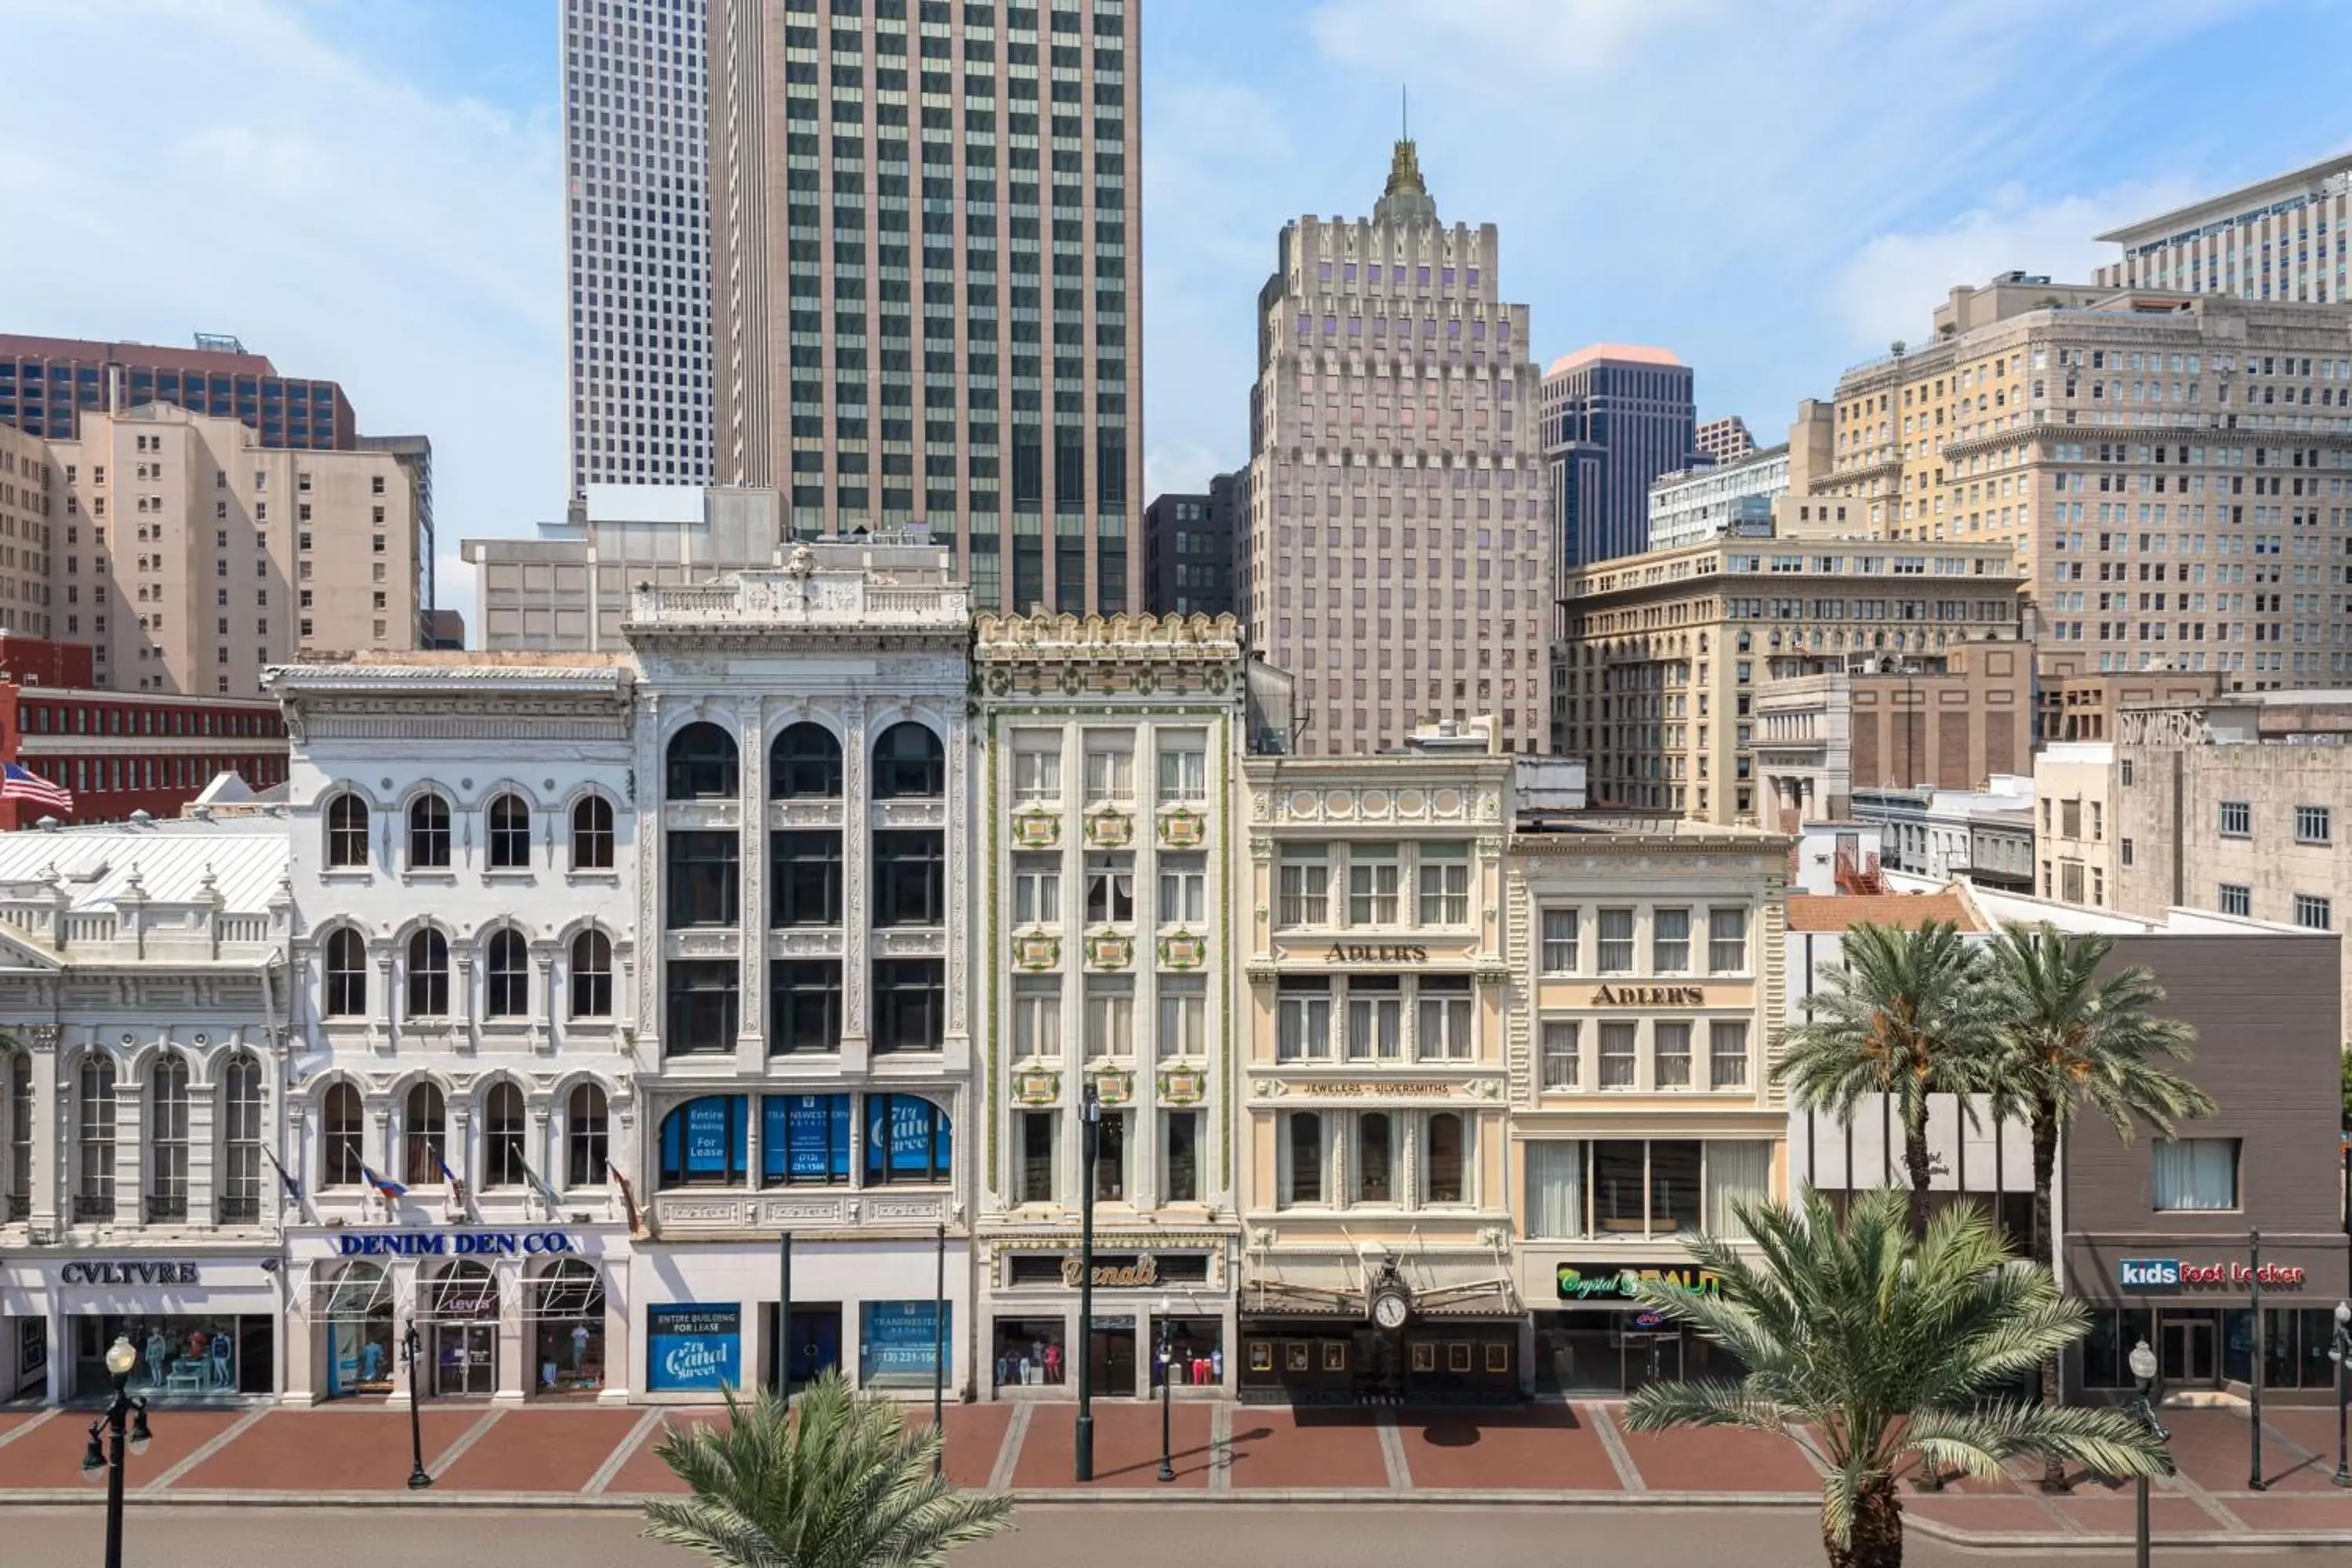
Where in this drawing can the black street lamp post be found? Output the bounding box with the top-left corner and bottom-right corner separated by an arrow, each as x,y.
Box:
2126,1338 -> 2170,1568
79,1335 -> 150,1568
1074,1083 -> 1101,1483
2249,1227 -> 2267,1492
1155,1297 -> 1174,1484
2328,1299 -> 2352,1489
401,1320 -> 434,1490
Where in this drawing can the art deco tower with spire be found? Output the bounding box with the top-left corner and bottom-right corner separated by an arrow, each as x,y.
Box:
1237,135 -> 1548,756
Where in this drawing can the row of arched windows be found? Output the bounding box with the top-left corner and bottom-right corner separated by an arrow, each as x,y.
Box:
0,1051 -> 269,1226
317,1080 -> 610,1192
318,927 -> 616,1022
666,720 -> 945,802
326,792 -> 617,873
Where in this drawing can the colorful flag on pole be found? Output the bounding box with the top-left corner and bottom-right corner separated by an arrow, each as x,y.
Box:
521,1160 -> 564,1212
0,762 -> 72,813
606,1160 -> 641,1235
437,1156 -> 466,1208
260,1145 -> 303,1203
360,1164 -> 408,1201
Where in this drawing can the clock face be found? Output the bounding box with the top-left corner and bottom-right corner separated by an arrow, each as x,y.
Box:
1372,1291 -> 1409,1330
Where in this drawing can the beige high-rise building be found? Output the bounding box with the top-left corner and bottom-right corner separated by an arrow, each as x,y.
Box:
707,0 -> 1142,614
1558,514 -> 2026,824
1813,274 -> 2352,688
2095,153 -> 2351,304
46,403 -> 423,694
0,422 -> 56,637
1237,139 -> 1550,757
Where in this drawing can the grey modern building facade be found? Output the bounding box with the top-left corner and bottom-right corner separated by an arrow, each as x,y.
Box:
1542,344 -> 1697,570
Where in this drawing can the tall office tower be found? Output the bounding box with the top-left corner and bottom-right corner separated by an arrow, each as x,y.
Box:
1693,414 -> 1756,465
0,333 -> 354,449
564,0 -> 714,490
2096,154 -> 2350,303
1541,344 -> 1696,570
1142,470 -> 1235,618
1237,138 -> 1549,757
1813,271 -> 2352,688
708,0 -> 1143,614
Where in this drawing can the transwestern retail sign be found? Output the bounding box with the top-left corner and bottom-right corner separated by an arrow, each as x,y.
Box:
2118,1258 -> 2307,1290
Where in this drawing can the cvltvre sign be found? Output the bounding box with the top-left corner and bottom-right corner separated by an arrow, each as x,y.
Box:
60,1261 -> 201,1286
2119,1258 -> 2307,1290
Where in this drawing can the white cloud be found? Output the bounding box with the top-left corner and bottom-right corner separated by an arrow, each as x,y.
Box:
0,0 -> 562,635
1833,180 -> 2203,349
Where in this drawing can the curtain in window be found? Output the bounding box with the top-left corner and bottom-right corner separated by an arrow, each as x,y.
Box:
1704,1140 -> 1772,1240
2153,1138 -> 2236,1210
1525,1140 -> 1584,1239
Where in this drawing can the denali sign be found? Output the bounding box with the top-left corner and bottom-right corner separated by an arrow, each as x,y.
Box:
2119,1258 -> 2307,1290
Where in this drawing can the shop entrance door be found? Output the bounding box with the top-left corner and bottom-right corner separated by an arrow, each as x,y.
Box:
1621,1330 -> 1682,1394
1088,1316 -> 1137,1397
788,1307 -> 841,1388
433,1320 -> 496,1397
2161,1312 -> 2216,1387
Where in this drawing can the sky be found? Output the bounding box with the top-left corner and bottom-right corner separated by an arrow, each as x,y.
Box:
2,0 -> 2348,630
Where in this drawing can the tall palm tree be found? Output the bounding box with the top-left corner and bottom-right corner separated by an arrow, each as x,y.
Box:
1984,920 -> 2213,1492
1773,919 -> 1995,1237
643,1371 -> 1013,1568
1624,1188 -> 2169,1568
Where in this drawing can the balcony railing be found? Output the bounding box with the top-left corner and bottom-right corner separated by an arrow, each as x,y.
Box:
5,1194 -> 26,1221
71,1195 -> 116,1222
216,1196 -> 261,1225
146,1195 -> 188,1222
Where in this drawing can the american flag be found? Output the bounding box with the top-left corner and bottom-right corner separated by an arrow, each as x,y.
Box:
0,762 -> 71,812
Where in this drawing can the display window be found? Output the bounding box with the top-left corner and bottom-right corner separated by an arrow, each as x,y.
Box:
858,1300 -> 950,1389
991,1316 -> 1065,1388
528,1258 -> 606,1399
1150,1316 -> 1225,1388
74,1314 -> 272,1399
321,1261 -> 397,1399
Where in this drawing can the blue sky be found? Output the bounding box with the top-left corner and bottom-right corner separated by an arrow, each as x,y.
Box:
4,0 -> 2348,622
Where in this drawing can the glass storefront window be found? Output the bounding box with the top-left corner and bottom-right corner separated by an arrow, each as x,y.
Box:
992,1316 -> 1065,1389
1150,1316 -> 1225,1388
529,1259 -> 607,1399
2081,1307 -> 2154,1388
1650,1142 -> 1702,1234
859,1300 -> 951,1389
321,1261 -> 396,1399
74,1315 -> 270,1399
647,1304 -> 742,1392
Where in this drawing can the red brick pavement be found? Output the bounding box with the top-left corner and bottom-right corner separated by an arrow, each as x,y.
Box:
938,1403 -> 1014,1490
603,1409 -> 727,1495
1011,1401 -> 1214,1490
0,1410 -> 43,1441
2,1406 -> 245,1488
2230,1492 -> 2352,1530
1613,1421 -> 1822,1492
433,1408 -> 644,1493
1395,1405 -> 1620,1491
2250,1406 -> 2350,1490
176,1408 -> 485,1490
1225,1407 -> 1387,1490
2051,1490 -> 2231,1535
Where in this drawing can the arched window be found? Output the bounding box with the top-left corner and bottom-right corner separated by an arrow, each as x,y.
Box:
863,1094 -> 953,1185
666,721 -> 739,800
6,1051 -> 33,1222
75,1057 -> 118,1220
770,722 -> 843,799
571,795 -> 615,870
657,1095 -> 749,1188
871,721 -> 945,799
324,927 -> 368,1018
148,1053 -> 191,1221
484,1082 -> 526,1189
569,930 -> 614,1019
486,929 -> 528,1018
220,1054 -> 263,1225
565,1083 -> 609,1188
325,793 -> 371,869
405,928 -> 451,1018
407,793 -> 451,869
487,793 -> 532,869
404,1082 -> 447,1187
1425,1112 -> 1465,1204
321,1081 -> 365,1188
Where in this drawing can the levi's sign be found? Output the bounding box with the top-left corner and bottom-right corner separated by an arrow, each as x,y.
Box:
2119,1258 -> 2307,1290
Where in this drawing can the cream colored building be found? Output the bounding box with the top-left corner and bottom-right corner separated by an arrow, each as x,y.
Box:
0,422 -> 56,637
48,403 -> 424,694
2095,153 -> 2351,304
2032,742 -> 2118,908
1815,274 -> 2352,687
1508,815 -> 1789,1395
970,612 -> 1248,1399
1236,725 -> 1525,1399
1558,521 -> 2026,824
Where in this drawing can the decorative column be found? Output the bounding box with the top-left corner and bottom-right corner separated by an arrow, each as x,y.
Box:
456,949 -> 479,1056
840,695 -> 870,1064
25,1025 -> 60,1230
186,1054 -> 219,1228
113,1055 -> 146,1226
738,698 -> 768,1065
371,939 -> 395,1056
531,940 -> 558,1055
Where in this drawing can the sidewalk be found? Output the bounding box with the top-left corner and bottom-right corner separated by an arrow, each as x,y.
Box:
2,1398 -> 2346,1550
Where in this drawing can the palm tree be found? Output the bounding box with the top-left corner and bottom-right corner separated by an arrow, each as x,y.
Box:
1624,1188 -> 2169,1568
643,1371 -> 1013,1568
1773,919 -> 1995,1237
1984,920 -> 2213,1492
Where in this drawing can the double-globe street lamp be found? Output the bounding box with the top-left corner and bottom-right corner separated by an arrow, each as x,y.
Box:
1156,1296 -> 1175,1484
1074,1084 -> 1102,1483
401,1319 -> 434,1490
79,1335 -> 151,1568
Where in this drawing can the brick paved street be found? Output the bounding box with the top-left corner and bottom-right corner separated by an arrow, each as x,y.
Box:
1,1397 -> 2347,1552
